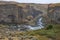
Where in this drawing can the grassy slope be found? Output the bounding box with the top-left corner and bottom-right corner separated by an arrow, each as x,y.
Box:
0,24 -> 60,40
25,24 -> 60,40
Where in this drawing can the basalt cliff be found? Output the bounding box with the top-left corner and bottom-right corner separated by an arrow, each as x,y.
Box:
0,1 -> 60,25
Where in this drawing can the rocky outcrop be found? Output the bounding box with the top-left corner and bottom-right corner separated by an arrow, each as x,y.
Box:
0,1 -> 48,25
48,4 -> 60,23
0,1 -> 60,24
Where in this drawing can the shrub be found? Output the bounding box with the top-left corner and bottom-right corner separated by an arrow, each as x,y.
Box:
46,25 -> 53,30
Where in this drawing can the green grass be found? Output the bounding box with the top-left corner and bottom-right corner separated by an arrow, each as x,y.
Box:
0,24 -> 60,40
25,24 -> 60,40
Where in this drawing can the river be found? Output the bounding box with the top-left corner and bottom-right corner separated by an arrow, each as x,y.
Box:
9,17 -> 44,31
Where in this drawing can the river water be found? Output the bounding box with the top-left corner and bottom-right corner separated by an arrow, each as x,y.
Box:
9,17 -> 44,31
23,17 -> 44,30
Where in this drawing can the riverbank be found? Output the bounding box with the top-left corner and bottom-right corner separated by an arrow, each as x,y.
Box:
0,24 -> 60,40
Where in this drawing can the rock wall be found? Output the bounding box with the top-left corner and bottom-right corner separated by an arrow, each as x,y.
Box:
48,4 -> 60,24
0,1 -> 60,24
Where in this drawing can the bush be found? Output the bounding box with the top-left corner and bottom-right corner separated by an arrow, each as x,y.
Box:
46,25 -> 53,30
